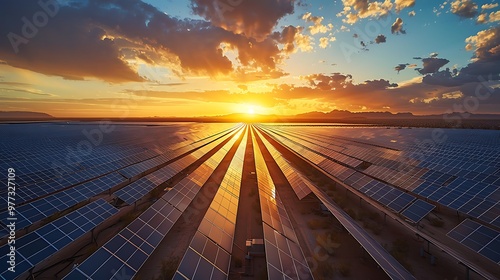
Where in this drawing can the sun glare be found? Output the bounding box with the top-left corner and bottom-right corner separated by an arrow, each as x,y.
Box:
248,106 -> 255,115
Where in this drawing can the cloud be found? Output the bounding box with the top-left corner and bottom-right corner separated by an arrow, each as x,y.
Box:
391,18 -> 406,34
0,87 -> 54,96
450,0 -> 479,19
395,63 -> 408,73
395,0 -> 416,12
489,11 -> 500,22
0,0 -> 294,83
478,10 -> 500,23
477,13 -> 487,23
419,26 -> 500,89
375,34 -> 387,44
319,37 -> 329,48
275,25 -> 314,54
237,84 -> 248,91
124,89 -> 285,107
191,0 -> 294,41
337,0 -> 393,24
408,10 -> 416,16
302,12 -> 333,35
417,58 -> 450,74
481,3 -> 498,10
462,26 -> 500,77
430,52 -> 439,58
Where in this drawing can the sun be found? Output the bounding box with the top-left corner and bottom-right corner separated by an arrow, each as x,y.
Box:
247,106 -> 255,115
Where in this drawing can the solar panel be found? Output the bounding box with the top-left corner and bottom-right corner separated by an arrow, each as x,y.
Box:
447,219 -> 500,264
0,199 -> 117,279
387,192 -> 416,212
400,199 -> 435,223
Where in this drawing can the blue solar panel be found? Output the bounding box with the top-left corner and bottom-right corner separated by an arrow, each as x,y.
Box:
387,193 -> 416,212
401,199 -> 435,223
378,188 -> 403,205
447,219 -> 500,264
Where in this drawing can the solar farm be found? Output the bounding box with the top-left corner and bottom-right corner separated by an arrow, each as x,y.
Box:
0,122 -> 499,280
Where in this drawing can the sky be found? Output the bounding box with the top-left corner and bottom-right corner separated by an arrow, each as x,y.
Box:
0,0 -> 499,117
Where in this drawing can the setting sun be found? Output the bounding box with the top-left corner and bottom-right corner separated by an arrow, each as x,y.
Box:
248,106 -> 256,115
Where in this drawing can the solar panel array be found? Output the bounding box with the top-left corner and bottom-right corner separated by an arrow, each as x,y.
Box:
255,129 -> 312,200
251,128 -> 313,280
64,126 -> 244,280
113,126 -> 242,205
175,127 -> 248,279
0,123 -> 237,207
0,123 -> 236,182
0,199 -> 118,280
259,125 -> 500,230
447,219 -> 500,264
0,123 -> 239,230
257,126 -> 432,224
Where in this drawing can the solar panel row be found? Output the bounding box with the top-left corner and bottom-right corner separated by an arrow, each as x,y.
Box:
251,128 -> 313,280
255,129 -> 312,200
175,127 -> 248,279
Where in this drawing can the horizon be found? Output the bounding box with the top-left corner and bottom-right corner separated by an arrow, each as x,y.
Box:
1,1 -> 500,117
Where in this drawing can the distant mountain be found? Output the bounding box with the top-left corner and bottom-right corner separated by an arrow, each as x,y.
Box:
293,110 -> 500,120
0,111 -> 54,120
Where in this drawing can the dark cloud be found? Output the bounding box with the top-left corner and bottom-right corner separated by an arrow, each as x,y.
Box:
305,73 -> 352,90
395,63 -> 409,73
303,73 -> 396,92
375,34 -> 387,44
450,0 -> 478,19
417,58 -> 450,74
191,0 -> 294,41
0,0 -> 289,83
421,26 -> 500,87
391,18 -> 406,34
274,25 -> 299,54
